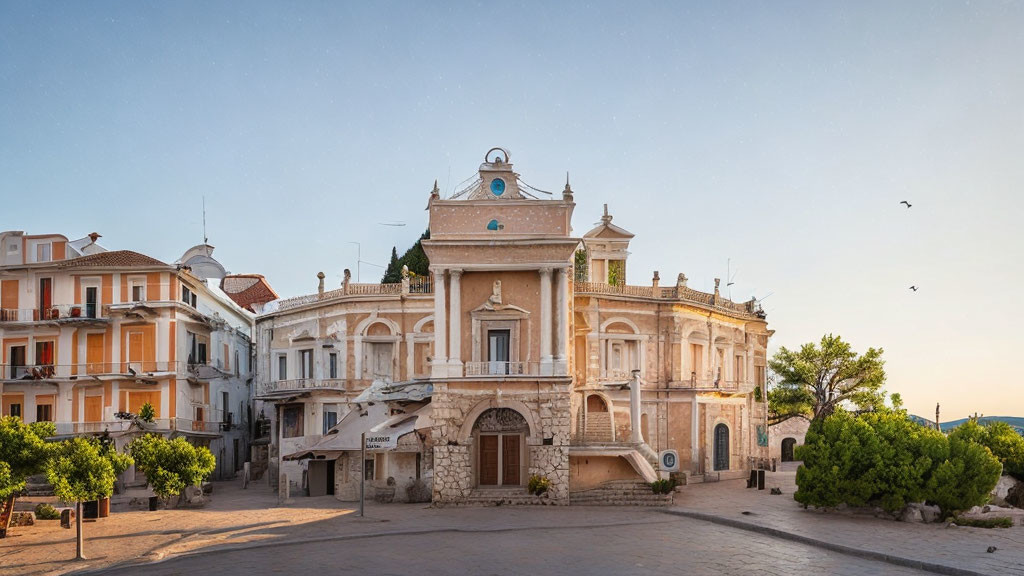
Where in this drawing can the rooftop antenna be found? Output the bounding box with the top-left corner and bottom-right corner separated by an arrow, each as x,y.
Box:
202,196 -> 209,248
726,258 -> 739,301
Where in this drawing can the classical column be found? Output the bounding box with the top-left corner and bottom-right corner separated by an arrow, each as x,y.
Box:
431,267 -> 448,378
629,371 -> 643,444
691,395 -> 700,472
448,269 -> 463,375
539,267 -> 553,375
554,267 -> 569,374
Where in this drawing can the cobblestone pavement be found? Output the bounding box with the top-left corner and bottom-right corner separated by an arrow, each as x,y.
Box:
670,463 -> 1024,576
96,514 -> 933,576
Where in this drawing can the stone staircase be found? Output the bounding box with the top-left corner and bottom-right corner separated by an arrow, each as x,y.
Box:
570,480 -> 673,506
24,475 -> 53,497
452,487 -> 556,506
583,412 -> 613,443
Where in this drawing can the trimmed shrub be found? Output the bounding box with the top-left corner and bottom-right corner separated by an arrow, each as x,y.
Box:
795,409 -> 1002,516
34,502 -> 60,520
950,420 -> 1024,481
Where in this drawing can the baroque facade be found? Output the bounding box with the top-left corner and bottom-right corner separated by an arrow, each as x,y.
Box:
255,148 -> 772,504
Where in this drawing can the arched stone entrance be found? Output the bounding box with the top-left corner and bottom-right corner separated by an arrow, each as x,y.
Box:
473,408 -> 528,487
713,423 -> 730,471
586,394 -> 608,412
781,437 -> 797,462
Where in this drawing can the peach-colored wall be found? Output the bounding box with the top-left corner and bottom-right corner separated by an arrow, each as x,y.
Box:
430,202 -> 571,237
457,270 -> 544,363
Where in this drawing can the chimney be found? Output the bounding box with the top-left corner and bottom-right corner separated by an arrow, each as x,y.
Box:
88,232 -> 101,244
652,271 -> 660,290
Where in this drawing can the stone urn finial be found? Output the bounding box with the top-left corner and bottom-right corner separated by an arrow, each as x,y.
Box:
317,272 -> 325,295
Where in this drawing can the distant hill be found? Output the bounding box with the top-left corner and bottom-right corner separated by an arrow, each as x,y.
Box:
909,415 -> 1024,435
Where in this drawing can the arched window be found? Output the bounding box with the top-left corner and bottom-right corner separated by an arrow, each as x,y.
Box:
714,423 -> 730,471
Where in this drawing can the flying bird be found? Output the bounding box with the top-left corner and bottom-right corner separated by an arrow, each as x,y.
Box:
909,286 -> 918,292
900,201 -> 912,208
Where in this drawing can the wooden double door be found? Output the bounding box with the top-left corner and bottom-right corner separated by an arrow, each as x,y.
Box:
478,433 -> 522,486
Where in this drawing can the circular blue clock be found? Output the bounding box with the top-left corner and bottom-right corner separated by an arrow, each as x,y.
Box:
490,178 -> 506,196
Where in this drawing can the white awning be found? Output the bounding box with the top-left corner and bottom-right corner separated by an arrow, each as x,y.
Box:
283,403 -> 390,460
366,405 -> 432,451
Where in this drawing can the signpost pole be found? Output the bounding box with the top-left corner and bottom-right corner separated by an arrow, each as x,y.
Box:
359,431 -> 365,517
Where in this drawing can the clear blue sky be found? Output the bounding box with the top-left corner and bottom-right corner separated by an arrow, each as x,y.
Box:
2,2 -> 1022,419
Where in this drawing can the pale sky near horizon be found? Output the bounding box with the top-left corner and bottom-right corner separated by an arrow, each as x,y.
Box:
2,2 -> 1022,420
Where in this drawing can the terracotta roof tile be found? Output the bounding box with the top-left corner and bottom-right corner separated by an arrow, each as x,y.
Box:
221,274 -> 278,312
57,250 -> 169,269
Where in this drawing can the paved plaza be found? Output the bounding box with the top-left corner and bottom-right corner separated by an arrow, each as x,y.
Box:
2,466 -> 1022,576
96,514 -> 933,576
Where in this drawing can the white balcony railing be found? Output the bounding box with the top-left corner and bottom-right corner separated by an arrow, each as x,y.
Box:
463,361 -> 540,377
1,362 -> 182,380
257,378 -> 348,396
0,305 -> 106,323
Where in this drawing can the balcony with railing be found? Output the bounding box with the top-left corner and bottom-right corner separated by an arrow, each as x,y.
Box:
256,378 -> 348,397
574,281 -> 765,319
53,417 -> 227,436
0,304 -> 108,324
463,361 -> 542,377
1,361 -> 181,381
276,275 -> 435,312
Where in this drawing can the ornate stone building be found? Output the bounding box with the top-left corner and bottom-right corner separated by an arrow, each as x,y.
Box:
255,148 -> 771,504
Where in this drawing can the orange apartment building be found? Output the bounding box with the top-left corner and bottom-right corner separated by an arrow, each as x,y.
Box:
0,231 -> 257,480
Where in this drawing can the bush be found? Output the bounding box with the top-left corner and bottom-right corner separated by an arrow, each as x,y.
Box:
649,479 -> 677,494
528,475 -> 551,496
794,409 -> 1002,515
951,516 -> 1013,529
950,420 -> 1024,481
927,436 -> 1002,516
34,502 -> 60,520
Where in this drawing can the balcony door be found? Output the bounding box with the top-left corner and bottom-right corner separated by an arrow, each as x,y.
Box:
38,278 -> 52,319
85,286 -> 98,318
9,345 -> 26,379
487,329 -> 510,375
86,333 -> 104,374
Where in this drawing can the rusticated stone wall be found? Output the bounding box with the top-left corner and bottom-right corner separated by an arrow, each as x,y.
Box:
430,380 -> 571,504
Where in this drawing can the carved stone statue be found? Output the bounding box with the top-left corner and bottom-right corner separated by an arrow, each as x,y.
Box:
488,280 -> 503,306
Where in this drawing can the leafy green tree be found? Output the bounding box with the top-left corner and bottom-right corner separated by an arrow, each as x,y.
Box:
768,334 -> 886,424
129,434 -> 216,500
0,417 -> 56,501
138,402 -> 155,423
46,437 -> 133,560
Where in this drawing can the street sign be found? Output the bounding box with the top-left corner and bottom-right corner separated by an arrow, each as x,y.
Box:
660,449 -> 679,472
